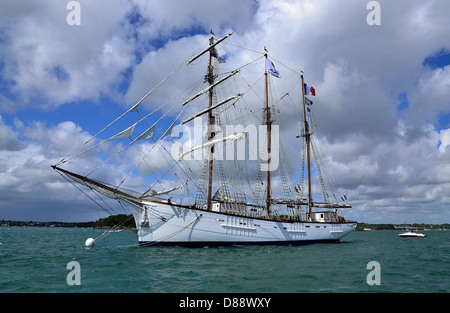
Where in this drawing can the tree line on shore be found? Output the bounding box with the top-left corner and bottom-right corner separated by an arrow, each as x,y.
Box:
94,214 -> 135,229
1,214 -> 136,229
356,223 -> 450,231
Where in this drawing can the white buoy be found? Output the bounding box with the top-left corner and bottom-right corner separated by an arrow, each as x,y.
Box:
85,238 -> 95,247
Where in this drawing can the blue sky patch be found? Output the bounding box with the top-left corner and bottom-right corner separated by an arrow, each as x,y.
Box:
423,48 -> 450,69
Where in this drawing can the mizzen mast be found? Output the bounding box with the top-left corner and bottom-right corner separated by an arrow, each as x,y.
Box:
264,53 -> 272,217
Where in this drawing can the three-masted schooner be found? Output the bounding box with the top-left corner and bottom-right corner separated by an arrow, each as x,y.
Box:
52,32 -> 356,246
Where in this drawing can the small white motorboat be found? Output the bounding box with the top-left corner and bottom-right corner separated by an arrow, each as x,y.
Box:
399,230 -> 427,238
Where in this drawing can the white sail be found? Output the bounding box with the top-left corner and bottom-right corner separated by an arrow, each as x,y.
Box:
135,125 -> 155,140
111,124 -> 136,139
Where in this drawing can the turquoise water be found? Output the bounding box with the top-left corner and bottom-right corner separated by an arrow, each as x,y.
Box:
0,227 -> 448,293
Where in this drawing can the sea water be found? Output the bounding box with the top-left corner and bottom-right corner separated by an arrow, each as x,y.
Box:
0,227 -> 448,293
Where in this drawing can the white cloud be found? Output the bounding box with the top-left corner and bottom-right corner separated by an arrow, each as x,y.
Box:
0,0 -> 135,110
0,0 -> 259,112
406,65 -> 450,128
0,117 -> 122,220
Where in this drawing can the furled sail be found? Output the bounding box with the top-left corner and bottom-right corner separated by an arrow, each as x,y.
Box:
142,181 -> 187,198
181,93 -> 242,125
178,131 -> 246,160
181,70 -> 239,107
188,32 -> 233,64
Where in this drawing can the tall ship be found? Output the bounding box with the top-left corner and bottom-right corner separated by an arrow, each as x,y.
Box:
52,32 -> 356,246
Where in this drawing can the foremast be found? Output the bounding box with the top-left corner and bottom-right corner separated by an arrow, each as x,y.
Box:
205,35 -> 216,212
301,74 -> 313,217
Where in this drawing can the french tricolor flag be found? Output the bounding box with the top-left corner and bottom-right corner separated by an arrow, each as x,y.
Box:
304,84 -> 316,96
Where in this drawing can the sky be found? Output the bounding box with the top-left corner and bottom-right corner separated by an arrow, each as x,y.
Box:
0,0 -> 449,224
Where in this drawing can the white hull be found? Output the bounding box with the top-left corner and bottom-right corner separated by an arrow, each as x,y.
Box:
122,199 -> 356,247
399,231 -> 427,238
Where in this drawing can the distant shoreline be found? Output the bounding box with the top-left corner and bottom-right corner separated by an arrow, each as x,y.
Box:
355,223 -> 450,231
0,220 -> 95,228
1,218 -> 449,231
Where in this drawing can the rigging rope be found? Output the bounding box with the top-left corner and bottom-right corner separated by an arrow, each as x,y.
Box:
140,214 -> 202,246
118,214 -> 203,248
94,213 -> 135,243
55,35 -> 350,223
84,57 -> 191,145
54,169 -> 117,216
117,107 -> 187,188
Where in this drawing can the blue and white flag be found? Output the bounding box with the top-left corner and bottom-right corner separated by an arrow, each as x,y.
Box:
265,58 -> 281,78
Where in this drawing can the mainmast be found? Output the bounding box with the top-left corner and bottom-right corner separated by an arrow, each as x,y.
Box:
264,53 -> 271,217
206,35 -> 216,212
301,74 -> 313,217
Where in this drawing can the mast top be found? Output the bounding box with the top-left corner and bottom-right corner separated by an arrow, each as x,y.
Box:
188,32 -> 233,64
